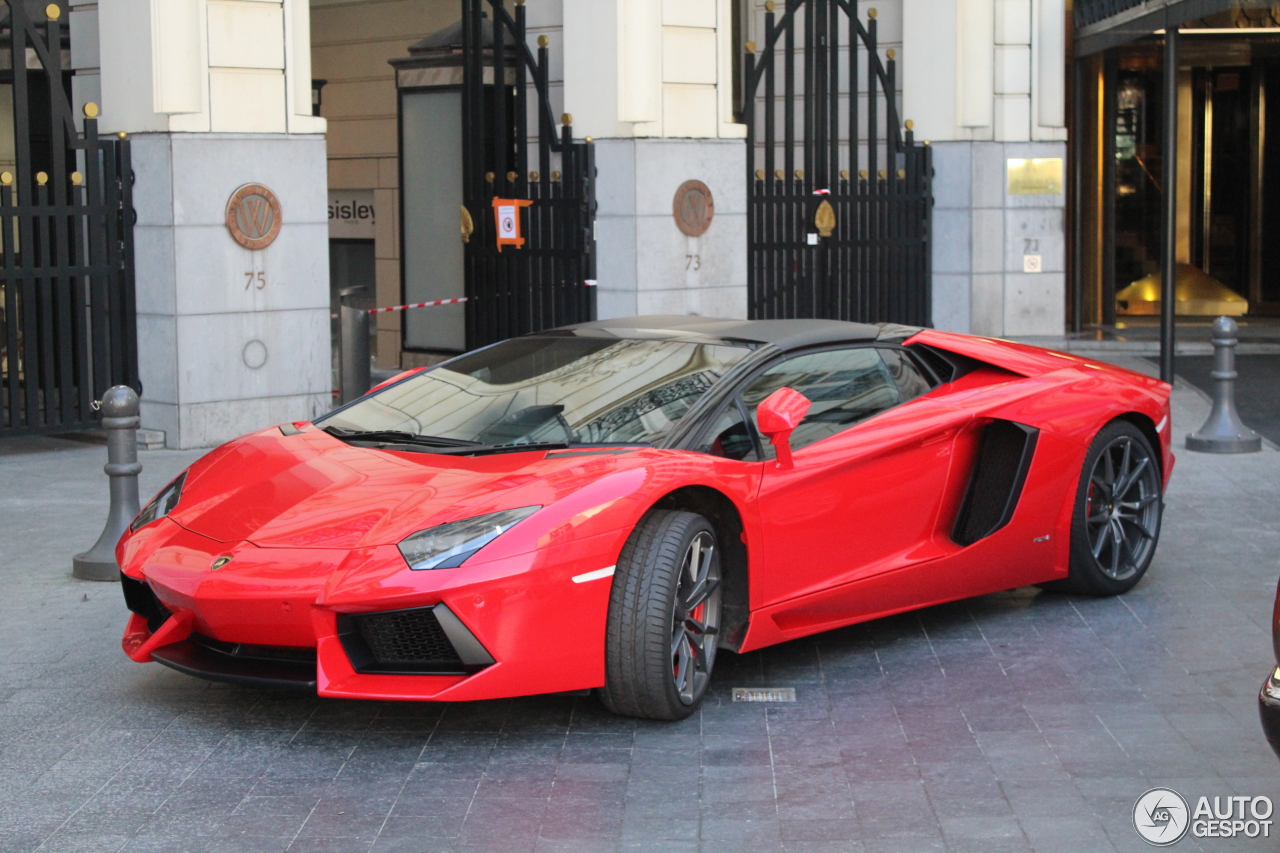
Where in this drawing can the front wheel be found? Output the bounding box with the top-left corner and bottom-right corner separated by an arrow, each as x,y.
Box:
600,510 -> 721,720
1054,420 -> 1163,596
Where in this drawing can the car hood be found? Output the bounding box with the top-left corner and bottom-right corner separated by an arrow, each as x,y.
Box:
170,426 -> 648,549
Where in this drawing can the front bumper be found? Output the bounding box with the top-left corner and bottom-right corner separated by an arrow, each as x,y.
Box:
118,518 -> 625,701
1259,667 -> 1280,758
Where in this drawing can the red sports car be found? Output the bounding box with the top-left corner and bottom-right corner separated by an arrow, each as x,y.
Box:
118,315 -> 1173,719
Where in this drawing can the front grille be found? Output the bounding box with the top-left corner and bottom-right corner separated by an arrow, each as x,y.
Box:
188,633 -> 316,666
120,573 -> 171,633
357,608 -> 462,666
337,605 -> 492,676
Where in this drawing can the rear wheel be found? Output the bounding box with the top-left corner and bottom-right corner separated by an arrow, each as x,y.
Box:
600,510 -> 721,720
1053,420 -> 1163,595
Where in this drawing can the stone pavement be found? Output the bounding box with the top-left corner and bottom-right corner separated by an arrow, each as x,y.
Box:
0,364 -> 1278,853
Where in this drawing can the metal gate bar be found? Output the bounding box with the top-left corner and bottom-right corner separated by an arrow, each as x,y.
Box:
0,0 -> 137,437
460,0 -> 595,350
743,0 -> 931,326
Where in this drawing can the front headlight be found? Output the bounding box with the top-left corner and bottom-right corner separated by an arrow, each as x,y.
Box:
398,506 -> 541,570
130,472 -> 187,532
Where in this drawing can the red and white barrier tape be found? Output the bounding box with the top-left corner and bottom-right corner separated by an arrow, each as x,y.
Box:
368,297 -> 468,314
361,281 -> 597,315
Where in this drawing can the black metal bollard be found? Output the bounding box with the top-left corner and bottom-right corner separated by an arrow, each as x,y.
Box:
73,385 -> 142,580
1186,316 -> 1262,453
339,293 -> 371,405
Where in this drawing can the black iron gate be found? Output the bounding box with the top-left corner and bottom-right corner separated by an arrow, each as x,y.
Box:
461,0 -> 595,349
743,0 -> 932,325
0,0 -> 137,437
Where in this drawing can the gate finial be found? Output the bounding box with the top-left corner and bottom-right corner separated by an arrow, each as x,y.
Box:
815,200 -> 836,238
461,206 -> 474,243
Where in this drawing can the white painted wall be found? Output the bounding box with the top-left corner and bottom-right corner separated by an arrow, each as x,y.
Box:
80,0 -> 325,136
564,0 -> 745,140
902,0 -> 1067,144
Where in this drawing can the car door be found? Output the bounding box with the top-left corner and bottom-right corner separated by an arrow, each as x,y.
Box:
742,346 -> 973,609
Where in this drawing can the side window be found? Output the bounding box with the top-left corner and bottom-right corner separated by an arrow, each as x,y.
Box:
740,347 -> 901,451
880,348 -> 934,402
695,402 -> 760,461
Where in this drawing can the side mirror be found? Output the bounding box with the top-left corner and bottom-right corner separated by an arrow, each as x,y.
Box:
756,387 -> 811,469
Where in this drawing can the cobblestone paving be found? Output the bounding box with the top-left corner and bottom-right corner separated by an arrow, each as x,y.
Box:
0,367 -> 1277,853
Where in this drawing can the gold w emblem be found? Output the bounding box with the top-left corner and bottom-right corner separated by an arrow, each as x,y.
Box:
237,195 -> 274,239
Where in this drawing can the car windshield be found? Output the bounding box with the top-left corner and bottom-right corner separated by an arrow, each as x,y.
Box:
318,335 -> 752,450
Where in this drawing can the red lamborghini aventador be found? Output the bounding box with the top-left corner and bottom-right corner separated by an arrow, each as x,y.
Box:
117,315 -> 1173,719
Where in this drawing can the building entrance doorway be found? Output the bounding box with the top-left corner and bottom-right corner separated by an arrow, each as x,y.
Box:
1093,35 -> 1280,321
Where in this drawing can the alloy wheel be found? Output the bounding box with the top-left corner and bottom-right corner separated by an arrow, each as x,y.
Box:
671,531 -> 720,704
1084,435 -> 1161,580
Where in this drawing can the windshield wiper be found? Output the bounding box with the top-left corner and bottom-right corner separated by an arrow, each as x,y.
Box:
461,441 -> 652,456
322,427 -> 481,449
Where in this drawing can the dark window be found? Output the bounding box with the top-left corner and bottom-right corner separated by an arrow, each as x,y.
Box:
880,348 -> 934,402
740,348 -> 901,452
697,401 -> 759,461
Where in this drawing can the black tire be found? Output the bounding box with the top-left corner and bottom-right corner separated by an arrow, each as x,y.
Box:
1048,420 -> 1163,596
600,510 -> 722,720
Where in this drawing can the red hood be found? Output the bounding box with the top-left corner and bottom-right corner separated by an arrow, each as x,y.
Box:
170,426 -> 644,549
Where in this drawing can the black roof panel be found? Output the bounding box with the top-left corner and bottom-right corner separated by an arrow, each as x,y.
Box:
554,315 -> 909,350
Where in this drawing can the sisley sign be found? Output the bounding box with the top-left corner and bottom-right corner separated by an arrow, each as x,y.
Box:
328,190 -> 375,240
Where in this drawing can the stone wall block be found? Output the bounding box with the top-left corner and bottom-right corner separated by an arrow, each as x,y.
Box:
169,135 -> 329,227
971,143 -> 1007,209
929,141 -> 972,210
972,209 -> 1004,274
1004,272 -> 1065,336
933,209 -> 972,275
971,273 -> 1005,337
932,274 -> 972,333
135,314 -> 179,405
1004,207 -> 1064,273
172,223 -> 330,316
174,308 -> 331,406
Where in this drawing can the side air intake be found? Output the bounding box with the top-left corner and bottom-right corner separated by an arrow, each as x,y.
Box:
952,420 -> 1039,547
